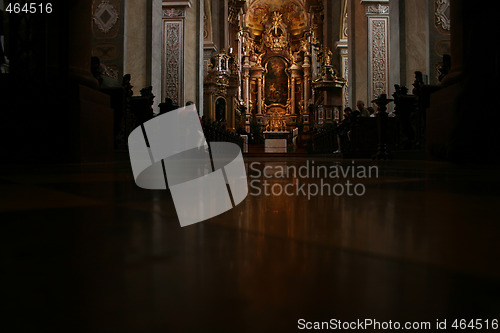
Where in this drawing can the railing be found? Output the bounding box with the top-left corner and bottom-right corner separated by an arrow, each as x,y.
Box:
309,123 -> 338,153
202,119 -> 244,150
309,116 -> 399,157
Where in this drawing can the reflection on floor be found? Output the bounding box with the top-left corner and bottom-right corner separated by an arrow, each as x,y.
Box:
1,156 -> 500,332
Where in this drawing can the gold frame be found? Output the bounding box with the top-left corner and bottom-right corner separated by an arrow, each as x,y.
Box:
263,56 -> 291,113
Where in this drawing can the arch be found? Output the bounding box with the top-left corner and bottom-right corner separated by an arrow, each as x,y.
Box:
215,97 -> 226,122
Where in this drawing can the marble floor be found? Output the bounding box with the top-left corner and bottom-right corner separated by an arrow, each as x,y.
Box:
1,155 -> 500,332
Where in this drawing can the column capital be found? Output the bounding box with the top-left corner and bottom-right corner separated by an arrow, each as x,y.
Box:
162,1 -> 191,18
335,39 -> 348,54
162,0 -> 191,7
361,1 -> 389,16
242,60 -> 251,71
252,68 -> 264,78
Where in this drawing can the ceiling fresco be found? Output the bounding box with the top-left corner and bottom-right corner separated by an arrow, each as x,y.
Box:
246,0 -> 307,35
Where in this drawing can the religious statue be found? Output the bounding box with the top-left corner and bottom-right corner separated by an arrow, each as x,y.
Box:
299,39 -> 311,57
291,52 -> 299,66
263,11 -> 288,51
308,24 -> 320,48
256,52 -> 265,67
320,46 -> 333,66
325,49 -> 333,66
266,120 -> 271,132
243,36 -> 255,56
271,12 -> 283,36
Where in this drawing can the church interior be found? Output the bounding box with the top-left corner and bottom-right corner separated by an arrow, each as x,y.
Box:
1,0 -> 500,332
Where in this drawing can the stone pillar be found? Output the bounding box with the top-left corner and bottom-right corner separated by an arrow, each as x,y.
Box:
336,39 -> 348,113
336,0 -> 349,115
230,96 -> 236,130
300,80 -> 305,112
162,1 -> 191,106
257,74 -> 263,115
242,73 -> 249,108
290,77 -> 296,115
302,56 -> 312,124
124,0 -> 163,115
449,0 -> 463,74
363,0 -> 390,103
68,0 -> 98,88
93,0 -> 124,84
242,66 -> 251,130
242,57 -> 251,110
441,0 -> 462,86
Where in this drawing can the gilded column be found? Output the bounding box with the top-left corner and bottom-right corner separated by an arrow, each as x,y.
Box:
257,75 -> 263,115
289,54 -> 301,118
302,56 -> 311,126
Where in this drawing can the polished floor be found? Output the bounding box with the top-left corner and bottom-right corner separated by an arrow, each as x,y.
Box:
1,155 -> 500,332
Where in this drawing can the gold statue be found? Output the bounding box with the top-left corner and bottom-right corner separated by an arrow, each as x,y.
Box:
322,47 -> 333,66
299,39 -> 311,57
243,37 -> 255,56
271,12 -> 283,35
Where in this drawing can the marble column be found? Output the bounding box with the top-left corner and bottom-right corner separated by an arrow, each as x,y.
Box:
302,56 -> 311,125
242,73 -> 250,109
336,38 -> 348,114
242,57 -> 251,110
257,74 -> 263,115
242,70 -> 251,129
68,0 -> 98,88
362,0 -> 390,103
441,0 -> 462,86
162,1 -> 191,106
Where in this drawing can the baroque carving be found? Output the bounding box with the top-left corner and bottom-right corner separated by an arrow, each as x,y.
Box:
93,1 -> 119,33
342,9 -> 348,38
164,22 -> 182,104
203,15 -> 209,40
313,45 -> 346,90
369,18 -> 389,101
163,8 -> 185,18
435,0 -> 451,32
263,12 -> 289,51
246,0 -> 307,35
342,56 -> 349,108
92,43 -> 118,61
228,0 -> 246,25
366,4 -> 389,15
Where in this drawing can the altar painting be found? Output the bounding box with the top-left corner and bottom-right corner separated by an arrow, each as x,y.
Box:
265,57 -> 289,106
